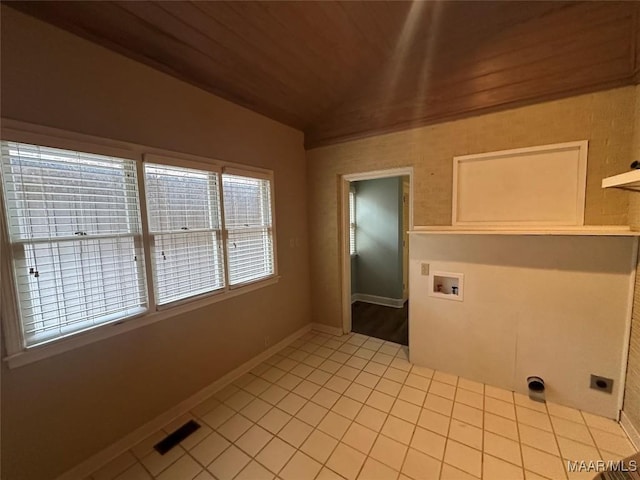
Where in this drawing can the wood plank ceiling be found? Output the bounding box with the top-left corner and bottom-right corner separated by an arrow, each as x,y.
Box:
7,1 -> 640,148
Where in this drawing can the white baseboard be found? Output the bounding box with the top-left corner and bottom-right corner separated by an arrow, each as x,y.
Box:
351,293 -> 406,309
57,323 -> 313,480
311,323 -> 344,336
620,411 -> 640,450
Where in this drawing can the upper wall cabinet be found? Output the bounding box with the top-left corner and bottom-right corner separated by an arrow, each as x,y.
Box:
452,141 -> 588,226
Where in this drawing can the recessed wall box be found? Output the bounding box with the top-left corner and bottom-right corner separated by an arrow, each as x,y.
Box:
429,271 -> 464,302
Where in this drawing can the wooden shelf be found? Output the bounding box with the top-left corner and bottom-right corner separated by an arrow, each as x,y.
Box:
409,226 -> 640,236
602,170 -> 640,191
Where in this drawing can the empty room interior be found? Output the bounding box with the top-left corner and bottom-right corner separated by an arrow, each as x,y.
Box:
1,2 -> 640,479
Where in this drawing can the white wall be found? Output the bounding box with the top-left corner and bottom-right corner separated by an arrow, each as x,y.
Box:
409,234 -> 636,419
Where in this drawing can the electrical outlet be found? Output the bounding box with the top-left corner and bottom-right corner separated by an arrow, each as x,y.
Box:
590,374 -> 613,394
264,335 -> 271,347
421,263 -> 429,276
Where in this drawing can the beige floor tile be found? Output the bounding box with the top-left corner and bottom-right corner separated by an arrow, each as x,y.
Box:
208,445 -> 251,480
296,401 -> 329,427
191,396 -> 222,418
547,402 -> 584,424
410,426 -> 446,460
390,399 -> 421,424
429,381 -> 456,400
312,387 -> 342,409
513,393 -> 547,413
516,405 -> 552,432
483,431 -> 522,466
342,422 -> 378,454
364,361 -> 389,376
325,376 -> 352,394
372,353 -> 395,366
383,368 -> 409,384
455,389 -> 483,410
418,408 -> 451,436
355,372 -> 382,389
484,385 -> 514,403
401,448 -> 441,480
200,404 -> 235,429
370,435 -> 409,470
380,344 -> 401,356
156,455 -> 202,480
355,405 -> 388,432
140,447 -> 184,477
358,457 -> 399,480
448,419 -> 482,450
411,365 -> 435,379
217,414 -> 253,442
337,365 -> 361,382
390,357 -> 412,372
457,378 -> 484,395
279,451 -> 322,480
333,396 -> 364,419
485,397 -> 516,421
524,469 -> 550,480
190,431 -> 230,466
363,339 -> 383,351
92,451 -> 137,480
260,385 -> 289,405
277,373 -> 303,391
397,385 -> 426,407
214,385 -> 241,402
240,398 -> 272,423
258,408 -> 292,434
424,394 -> 453,417
294,380 -> 322,399
521,445 -> 567,480
301,429 -> 339,463
290,363 -> 315,379
345,383 -> 373,403
255,437 -> 296,474
582,412 -> 627,436
303,354 -> 325,368
443,440 -> 481,478
366,391 -> 396,413
484,412 -> 519,441
440,463 -> 478,480
322,360 -> 345,374
452,403 -> 482,428
404,374 -> 430,392
518,424 -> 559,455
327,443 -> 367,480
277,392 -> 308,415
276,358 -> 298,372
192,470 -> 215,480
244,378 -> 271,397
590,428 -> 635,457
551,416 -> 594,445
340,344 -> 360,356
346,356 -> 369,370
318,411 -> 352,439
433,371 -> 458,386
235,460 -> 275,480
317,467 -> 347,480
236,424 -> 273,456
556,436 -> 601,463
382,415 -> 415,445
308,369 -> 333,386
483,453 -> 524,480
354,348 -> 376,361
375,378 -> 402,397
278,417 -> 314,447
113,463 -> 152,480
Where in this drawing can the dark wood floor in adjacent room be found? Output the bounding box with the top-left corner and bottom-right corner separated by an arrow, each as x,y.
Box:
351,301 -> 408,346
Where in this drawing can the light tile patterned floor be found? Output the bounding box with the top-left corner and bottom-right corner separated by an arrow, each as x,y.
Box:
89,331 -> 637,480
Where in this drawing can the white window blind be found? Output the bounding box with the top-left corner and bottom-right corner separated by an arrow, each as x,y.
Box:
349,188 -> 356,255
222,171 -> 275,286
0,141 -> 147,347
144,162 -> 225,305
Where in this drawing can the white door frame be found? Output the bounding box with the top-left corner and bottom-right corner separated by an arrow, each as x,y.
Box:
340,167 -> 414,334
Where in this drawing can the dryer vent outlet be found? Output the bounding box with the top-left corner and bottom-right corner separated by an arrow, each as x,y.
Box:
527,376 -> 545,403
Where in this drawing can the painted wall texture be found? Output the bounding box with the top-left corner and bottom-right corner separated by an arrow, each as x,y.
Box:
307,86 -> 636,330
1,8 -> 310,479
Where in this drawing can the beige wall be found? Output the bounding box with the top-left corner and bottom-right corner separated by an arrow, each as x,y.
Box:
307,86 -> 636,329
0,8 -> 310,480
625,85 -> 640,435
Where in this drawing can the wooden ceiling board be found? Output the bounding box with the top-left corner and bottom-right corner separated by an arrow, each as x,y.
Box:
5,1 -> 640,148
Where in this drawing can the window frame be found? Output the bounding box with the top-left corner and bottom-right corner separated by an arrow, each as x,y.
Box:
0,120 -> 279,368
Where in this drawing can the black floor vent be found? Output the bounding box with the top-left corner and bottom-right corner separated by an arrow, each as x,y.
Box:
154,419 -> 201,455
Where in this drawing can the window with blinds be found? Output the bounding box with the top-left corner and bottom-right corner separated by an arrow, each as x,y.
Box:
222,171 -> 275,286
0,141 -> 147,347
349,188 -> 356,255
144,162 -> 225,305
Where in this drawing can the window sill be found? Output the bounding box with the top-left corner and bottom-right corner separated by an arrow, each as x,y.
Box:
4,275 -> 280,369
